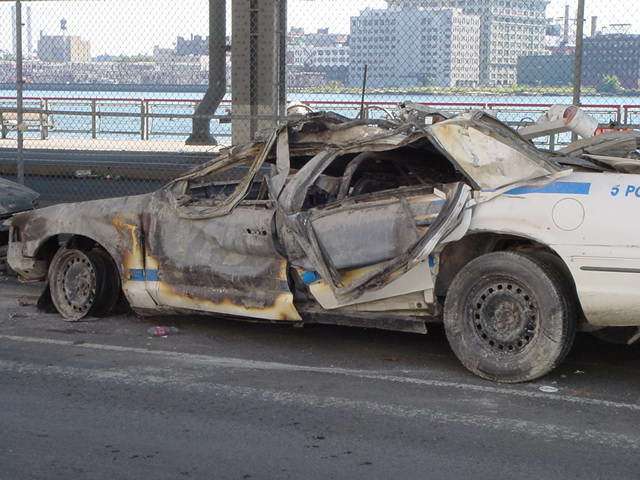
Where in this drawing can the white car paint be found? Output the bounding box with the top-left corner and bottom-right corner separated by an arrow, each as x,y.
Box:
470,171 -> 640,327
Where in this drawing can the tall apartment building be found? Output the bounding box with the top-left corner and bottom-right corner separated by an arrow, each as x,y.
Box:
349,8 -> 480,88
38,34 -> 91,63
386,0 -> 548,86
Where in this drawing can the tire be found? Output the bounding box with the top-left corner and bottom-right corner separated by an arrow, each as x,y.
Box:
444,251 -> 576,383
48,247 -> 121,321
87,248 -> 122,317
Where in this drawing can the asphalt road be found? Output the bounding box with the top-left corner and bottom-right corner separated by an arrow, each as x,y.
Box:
1,278 -> 640,480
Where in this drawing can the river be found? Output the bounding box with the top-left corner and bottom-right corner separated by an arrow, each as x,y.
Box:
1,88 -> 639,144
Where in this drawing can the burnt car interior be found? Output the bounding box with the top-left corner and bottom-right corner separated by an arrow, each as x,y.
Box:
174,123 -> 467,218
298,143 -> 465,211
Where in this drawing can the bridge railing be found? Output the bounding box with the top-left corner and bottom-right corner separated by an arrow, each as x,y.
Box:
1,95 -> 638,149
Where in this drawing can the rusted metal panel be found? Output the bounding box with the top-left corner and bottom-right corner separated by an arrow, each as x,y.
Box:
428,112 -> 567,191
143,196 -> 300,321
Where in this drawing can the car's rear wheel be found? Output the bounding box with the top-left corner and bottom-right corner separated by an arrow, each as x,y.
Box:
48,247 -> 120,321
444,251 -> 576,383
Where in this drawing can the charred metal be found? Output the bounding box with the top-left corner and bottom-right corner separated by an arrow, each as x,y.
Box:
5,105 -> 637,331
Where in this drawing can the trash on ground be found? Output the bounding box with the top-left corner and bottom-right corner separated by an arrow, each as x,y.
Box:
539,386 -> 559,393
147,326 -> 180,337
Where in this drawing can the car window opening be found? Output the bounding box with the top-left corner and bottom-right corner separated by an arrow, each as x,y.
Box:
299,141 -> 464,211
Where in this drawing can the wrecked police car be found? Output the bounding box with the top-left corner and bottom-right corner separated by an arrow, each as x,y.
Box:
6,110 -> 640,382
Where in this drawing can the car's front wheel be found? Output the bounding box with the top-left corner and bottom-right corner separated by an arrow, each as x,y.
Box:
48,247 -> 121,321
444,251 -> 576,383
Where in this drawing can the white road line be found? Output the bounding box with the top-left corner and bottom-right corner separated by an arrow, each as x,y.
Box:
0,357 -> 638,451
1,333 -> 640,413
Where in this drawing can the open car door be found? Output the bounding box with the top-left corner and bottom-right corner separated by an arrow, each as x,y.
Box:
276,137 -> 472,310
276,112 -> 570,310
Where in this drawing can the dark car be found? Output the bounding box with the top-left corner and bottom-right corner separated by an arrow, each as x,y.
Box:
0,177 -> 39,272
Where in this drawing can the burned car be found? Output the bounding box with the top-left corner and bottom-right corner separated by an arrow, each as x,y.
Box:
0,177 -> 38,272
6,110 -> 640,383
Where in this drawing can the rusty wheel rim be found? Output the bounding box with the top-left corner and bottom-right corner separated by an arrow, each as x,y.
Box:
53,251 -> 97,319
470,277 -> 538,354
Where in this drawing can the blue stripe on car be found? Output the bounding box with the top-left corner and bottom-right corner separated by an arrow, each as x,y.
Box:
506,181 -> 591,196
129,269 -> 159,281
302,271 -> 320,285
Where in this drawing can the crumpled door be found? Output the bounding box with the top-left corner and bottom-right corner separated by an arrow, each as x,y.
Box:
428,112 -> 572,191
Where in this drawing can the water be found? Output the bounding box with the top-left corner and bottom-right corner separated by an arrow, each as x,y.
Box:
2,88 -> 639,144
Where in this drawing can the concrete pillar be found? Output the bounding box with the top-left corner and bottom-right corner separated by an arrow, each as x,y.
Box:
232,0 -> 278,144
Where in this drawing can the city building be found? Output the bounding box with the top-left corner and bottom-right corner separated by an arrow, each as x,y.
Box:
385,0 -> 548,86
37,34 -> 91,63
517,53 -> 573,86
176,35 -> 208,56
583,34 -> 640,89
348,7 -> 481,88
287,28 -> 351,85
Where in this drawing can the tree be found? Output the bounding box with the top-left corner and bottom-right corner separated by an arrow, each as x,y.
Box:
597,75 -> 624,94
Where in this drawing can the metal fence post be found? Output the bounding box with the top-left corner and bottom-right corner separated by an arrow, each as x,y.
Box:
91,99 -> 97,139
140,100 -> 146,140
15,0 -> 25,184
277,0 -> 287,123
39,99 -> 47,140
572,0 -> 586,108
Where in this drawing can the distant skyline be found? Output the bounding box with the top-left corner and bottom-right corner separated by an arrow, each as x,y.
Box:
1,0 -> 639,56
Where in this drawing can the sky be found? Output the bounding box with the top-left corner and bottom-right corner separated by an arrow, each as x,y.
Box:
0,0 -> 639,56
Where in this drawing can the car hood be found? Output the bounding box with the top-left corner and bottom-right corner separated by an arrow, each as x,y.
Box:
0,177 -> 39,217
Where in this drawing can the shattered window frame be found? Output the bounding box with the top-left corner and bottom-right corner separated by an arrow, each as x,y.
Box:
165,128 -> 280,220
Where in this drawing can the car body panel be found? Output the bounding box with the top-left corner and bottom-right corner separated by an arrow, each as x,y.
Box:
428,112 -> 565,191
0,177 -> 39,219
469,171 -> 640,326
143,193 -> 300,321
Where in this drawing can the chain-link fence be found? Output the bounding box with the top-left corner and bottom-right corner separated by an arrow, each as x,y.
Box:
1,0 -> 639,206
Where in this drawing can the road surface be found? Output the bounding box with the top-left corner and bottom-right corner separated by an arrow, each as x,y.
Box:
1,278 -> 639,479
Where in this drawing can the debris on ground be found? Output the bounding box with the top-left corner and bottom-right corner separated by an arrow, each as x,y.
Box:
538,386 -> 560,393
17,297 -> 37,307
147,326 -> 180,337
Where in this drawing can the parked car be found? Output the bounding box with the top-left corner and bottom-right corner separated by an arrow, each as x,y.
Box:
6,109 -> 640,382
0,177 -> 38,272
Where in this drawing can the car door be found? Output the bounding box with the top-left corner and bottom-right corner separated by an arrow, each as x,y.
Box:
276,113 -> 569,309
142,130 -> 301,321
276,144 -> 472,309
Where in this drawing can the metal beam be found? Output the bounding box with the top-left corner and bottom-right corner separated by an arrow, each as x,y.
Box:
186,0 -> 226,145
572,0 -> 586,107
15,0 -> 24,184
232,0 -> 278,144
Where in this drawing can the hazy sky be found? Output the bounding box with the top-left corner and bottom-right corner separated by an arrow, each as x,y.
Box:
0,0 -> 638,55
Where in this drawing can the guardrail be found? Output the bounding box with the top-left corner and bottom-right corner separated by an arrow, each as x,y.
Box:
1,95 -> 639,149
